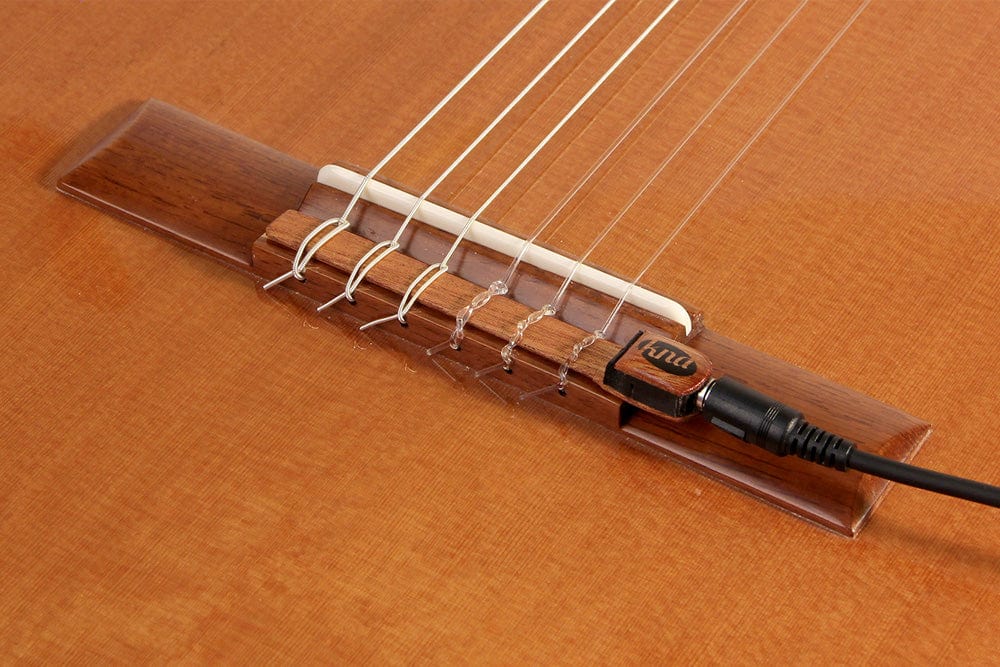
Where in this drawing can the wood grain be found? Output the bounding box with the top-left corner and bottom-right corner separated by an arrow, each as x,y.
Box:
59,99 -> 316,267
3,0 -> 1000,663
602,333 -> 713,417
54,98 -> 930,533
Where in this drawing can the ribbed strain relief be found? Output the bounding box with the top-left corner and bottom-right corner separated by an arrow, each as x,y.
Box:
787,421 -> 854,471
756,406 -> 781,447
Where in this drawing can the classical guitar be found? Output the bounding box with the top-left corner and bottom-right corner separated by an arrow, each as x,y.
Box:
5,0 -> 1000,662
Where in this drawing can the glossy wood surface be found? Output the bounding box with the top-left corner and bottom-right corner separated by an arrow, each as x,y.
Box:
58,101 -> 316,267
3,0 -> 1000,662
57,100 -> 929,533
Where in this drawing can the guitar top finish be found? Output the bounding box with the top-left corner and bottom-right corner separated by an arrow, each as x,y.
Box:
2,1 -> 999,662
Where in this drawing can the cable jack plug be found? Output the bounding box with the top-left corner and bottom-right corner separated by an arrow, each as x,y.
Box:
697,376 -> 853,470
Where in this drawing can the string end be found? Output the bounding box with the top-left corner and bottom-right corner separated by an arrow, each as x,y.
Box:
426,340 -> 458,357
262,270 -> 296,291
360,314 -> 401,332
317,293 -> 348,312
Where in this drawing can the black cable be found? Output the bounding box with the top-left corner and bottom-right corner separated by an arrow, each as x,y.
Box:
699,376 -> 1000,509
848,449 -> 1000,508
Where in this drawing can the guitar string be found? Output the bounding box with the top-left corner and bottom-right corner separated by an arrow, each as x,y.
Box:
543,0 -> 872,398
487,0 -> 806,376
430,0 -> 750,357
314,0 -> 618,313
262,0 -> 548,290
358,0 -> 683,332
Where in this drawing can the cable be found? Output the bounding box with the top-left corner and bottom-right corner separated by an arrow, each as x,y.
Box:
698,376 -> 1000,509
600,335 -> 1000,510
848,449 -> 1000,508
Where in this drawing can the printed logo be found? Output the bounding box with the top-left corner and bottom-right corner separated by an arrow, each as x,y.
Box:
636,338 -> 697,376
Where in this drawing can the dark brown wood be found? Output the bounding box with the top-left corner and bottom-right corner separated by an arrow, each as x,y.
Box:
261,209 -> 929,534
252,226 -> 625,432
58,99 -> 317,267
56,100 -> 931,535
261,210 -> 626,386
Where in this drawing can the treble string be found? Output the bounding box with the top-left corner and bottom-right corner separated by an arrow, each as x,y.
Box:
359,0 -> 683,332
492,0 -> 805,374
549,0 -> 872,397
433,0 -> 750,356
262,0 -> 548,291
315,0 -> 618,313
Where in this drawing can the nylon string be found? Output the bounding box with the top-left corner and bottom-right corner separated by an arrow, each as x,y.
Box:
549,0 -> 873,395
495,0 -> 806,371
262,0 -> 549,290
361,0 -> 683,331
437,0 -> 751,354
315,0 -> 618,312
